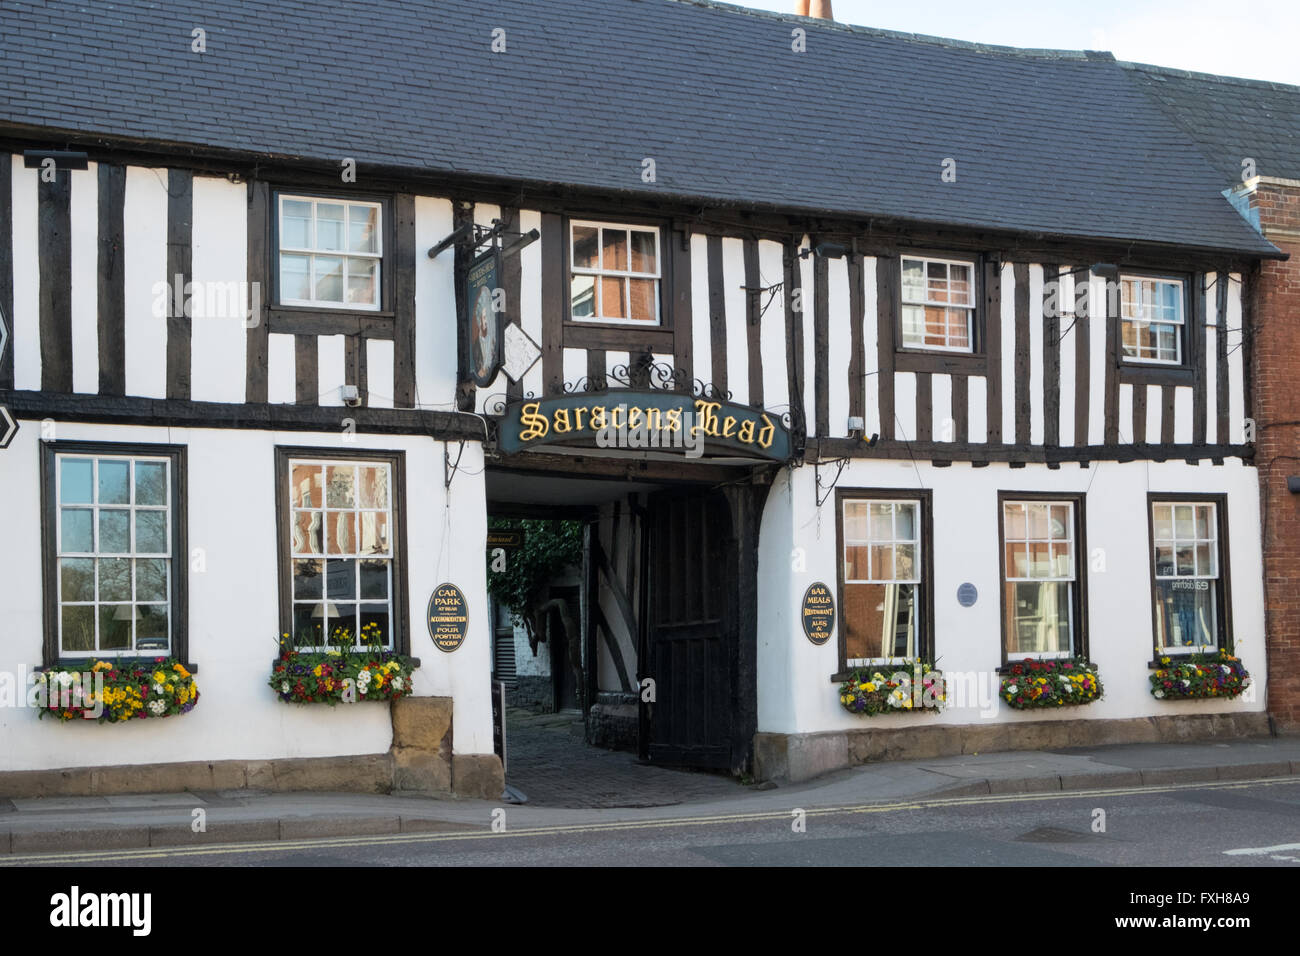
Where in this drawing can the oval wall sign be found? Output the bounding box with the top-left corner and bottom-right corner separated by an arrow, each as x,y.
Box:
957,582 -> 978,608
801,582 -> 835,645
428,583 -> 469,652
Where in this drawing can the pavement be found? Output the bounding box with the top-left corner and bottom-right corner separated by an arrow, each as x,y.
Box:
502,708 -> 743,808
2,722 -> 1298,857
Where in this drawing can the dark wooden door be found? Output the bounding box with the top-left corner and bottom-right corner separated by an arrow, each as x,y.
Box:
643,490 -> 735,768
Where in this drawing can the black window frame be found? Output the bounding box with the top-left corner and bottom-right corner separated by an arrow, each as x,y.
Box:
892,249 -> 988,375
40,440 -> 190,668
273,445 -> 411,656
831,487 -> 936,681
1145,492 -> 1234,666
996,490 -> 1090,669
268,188 -> 396,320
559,211 -> 678,355
1114,268 -> 1197,387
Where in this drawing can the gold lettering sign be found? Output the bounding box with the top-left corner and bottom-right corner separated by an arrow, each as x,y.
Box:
802,582 -> 835,646
499,391 -> 791,461
428,583 -> 470,652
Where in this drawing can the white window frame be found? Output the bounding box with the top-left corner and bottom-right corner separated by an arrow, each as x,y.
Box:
899,255 -> 976,353
277,194 -> 383,312
1002,500 -> 1077,660
1120,275 -> 1185,365
1151,500 -> 1222,653
286,457 -> 396,652
568,220 -> 662,325
54,453 -> 174,657
842,497 -> 923,667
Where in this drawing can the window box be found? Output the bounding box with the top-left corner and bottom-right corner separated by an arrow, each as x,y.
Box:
838,660 -> 945,715
999,657 -> 1102,710
1150,651 -> 1250,701
35,658 -> 199,722
270,634 -> 419,706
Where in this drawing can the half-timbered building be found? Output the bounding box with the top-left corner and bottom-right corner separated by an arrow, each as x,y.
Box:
0,0 -> 1285,792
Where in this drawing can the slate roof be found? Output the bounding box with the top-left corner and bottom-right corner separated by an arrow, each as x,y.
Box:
1121,61 -> 1300,185
0,0 -> 1281,256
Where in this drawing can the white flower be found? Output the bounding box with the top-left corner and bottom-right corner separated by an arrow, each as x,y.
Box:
358,682 -> 368,695
1154,690 -> 1165,698
281,681 -> 289,693
148,699 -> 166,715
1007,684 -> 1018,694
358,669 -> 371,684
153,683 -> 165,695
57,672 -> 74,688
392,677 -> 404,691
1182,679 -> 1191,686
1063,684 -> 1074,693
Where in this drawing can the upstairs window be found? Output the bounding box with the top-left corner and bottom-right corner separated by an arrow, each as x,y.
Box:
569,221 -> 661,324
900,256 -> 975,352
278,195 -> 383,311
1120,276 -> 1184,364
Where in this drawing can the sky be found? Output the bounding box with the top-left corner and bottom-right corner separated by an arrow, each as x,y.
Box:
732,0 -> 1300,85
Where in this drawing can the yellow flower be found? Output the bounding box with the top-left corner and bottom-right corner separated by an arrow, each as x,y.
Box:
153,670 -> 166,683
864,682 -> 876,692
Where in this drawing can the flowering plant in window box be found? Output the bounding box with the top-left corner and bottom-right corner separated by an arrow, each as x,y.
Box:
1150,651 -> 1250,700
838,661 -> 945,716
1000,658 -> 1102,709
269,624 -> 418,706
35,658 -> 199,722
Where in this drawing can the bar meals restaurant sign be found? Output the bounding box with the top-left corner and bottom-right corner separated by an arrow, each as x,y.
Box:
498,391 -> 791,461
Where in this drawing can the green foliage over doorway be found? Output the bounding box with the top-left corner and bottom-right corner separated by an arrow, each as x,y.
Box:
486,517 -> 584,630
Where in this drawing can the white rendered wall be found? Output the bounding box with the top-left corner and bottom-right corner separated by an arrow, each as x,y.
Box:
0,420 -> 493,772
189,174 -> 247,404
756,457 -> 1266,735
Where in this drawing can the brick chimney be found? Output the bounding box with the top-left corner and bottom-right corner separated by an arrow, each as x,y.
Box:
796,1 -> 833,18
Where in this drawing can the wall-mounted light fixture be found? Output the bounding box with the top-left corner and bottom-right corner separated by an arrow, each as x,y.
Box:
799,242 -> 847,260
1287,476 -> 1300,494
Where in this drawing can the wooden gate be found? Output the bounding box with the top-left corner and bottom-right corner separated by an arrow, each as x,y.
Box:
642,489 -> 736,768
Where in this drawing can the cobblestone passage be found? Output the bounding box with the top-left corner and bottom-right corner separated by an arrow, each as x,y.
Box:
503,708 -> 746,808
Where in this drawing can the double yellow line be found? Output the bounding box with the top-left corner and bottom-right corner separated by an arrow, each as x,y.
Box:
3,774 -> 1295,865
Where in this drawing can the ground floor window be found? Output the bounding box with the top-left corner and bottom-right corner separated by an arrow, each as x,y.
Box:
276,447 -> 407,653
43,442 -> 187,663
837,490 -> 932,669
999,495 -> 1087,661
1150,496 -> 1230,655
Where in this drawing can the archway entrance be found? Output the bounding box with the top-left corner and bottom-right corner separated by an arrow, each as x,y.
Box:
485,461 -> 770,804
